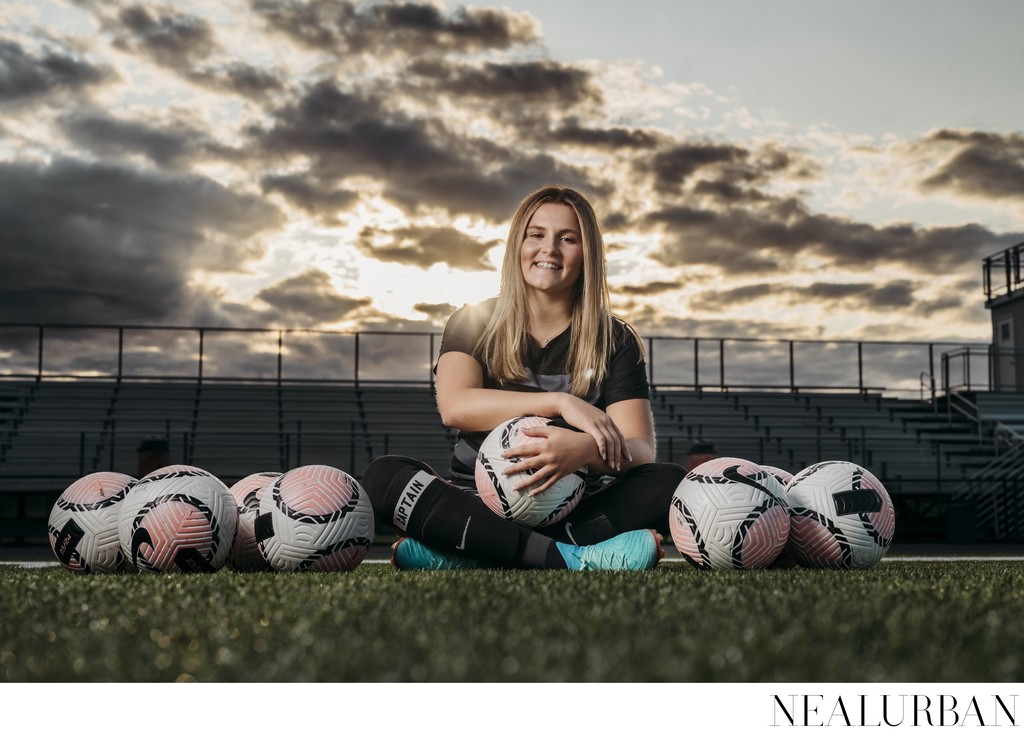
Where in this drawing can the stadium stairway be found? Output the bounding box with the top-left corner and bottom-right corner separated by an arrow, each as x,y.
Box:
937,391 -> 1024,543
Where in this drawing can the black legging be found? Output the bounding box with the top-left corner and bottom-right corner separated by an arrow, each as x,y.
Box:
360,455 -> 685,568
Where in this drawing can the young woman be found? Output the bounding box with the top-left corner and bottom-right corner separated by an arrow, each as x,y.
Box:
360,185 -> 686,570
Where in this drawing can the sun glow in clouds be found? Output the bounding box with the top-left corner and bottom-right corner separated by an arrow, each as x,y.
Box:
2,0 -> 1022,341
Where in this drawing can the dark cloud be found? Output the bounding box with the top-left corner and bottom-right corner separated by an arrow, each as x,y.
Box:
647,199 -> 1022,275
357,225 -> 498,271
409,59 -> 600,107
637,140 -> 818,198
0,158 -> 282,324
413,302 -> 458,324
261,173 -> 359,222
109,4 -> 218,67
914,294 -> 968,314
691,283 -> 776,310
691,280 -> 921,313
252,0 -> 540,56
691,179 -> 769,206
601,211 -> 633,233
0,39 -> 112,103
58,111 -> 218,167
642,141 -> 749,193
605,143 -> 813,228
645,206 -> 783,272
804,282 -> 915,309
187,61 -> 285,98
80,2 -> 283,99
256,269 -> 370,325
953,275 -> 982,293
547,119 -> 663,151
394,150 -> 601,221
615,280 -> 681,296
405,59 -> 611,154
918,129 -> 1024,201
250,79 -> 599,220
616,302 -> 783,340
68,4 -> 604,221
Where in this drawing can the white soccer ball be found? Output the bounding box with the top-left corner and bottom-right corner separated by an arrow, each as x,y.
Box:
785,460 -> 895,569
475,415 -> 586,528
227,471 -> 281,572
48,471 -> 137,573
117,464 -> 237,573
669,456 -> 791,570
255,464 -> 374,572
761,465 -> 794,488
759,465 -> 799,568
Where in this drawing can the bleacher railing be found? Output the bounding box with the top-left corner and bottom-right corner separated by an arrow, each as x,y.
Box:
942,346 -> 1024,394
0,323 -> 987,398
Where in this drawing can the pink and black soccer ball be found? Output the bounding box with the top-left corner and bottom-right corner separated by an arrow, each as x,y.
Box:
48,471 -> 137,573
475,415 -> 586,528
116,464 -> 237,573
227,471 -> 281,572
761,465 -> 794,488
785,461 -> 895,569
255,464 -> 374,572
759,465 -> 798,568
669,456 -> 790,570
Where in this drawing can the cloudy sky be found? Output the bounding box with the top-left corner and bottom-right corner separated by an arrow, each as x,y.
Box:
3,0 -> 1024,346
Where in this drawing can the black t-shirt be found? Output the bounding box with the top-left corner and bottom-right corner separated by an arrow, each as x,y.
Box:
436,297 -> 650,487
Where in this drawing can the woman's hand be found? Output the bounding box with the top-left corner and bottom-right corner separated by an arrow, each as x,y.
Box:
557,394 -> 631,472
500,424 -> 593,496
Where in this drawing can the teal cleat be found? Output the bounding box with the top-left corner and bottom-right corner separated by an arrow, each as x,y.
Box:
556,529 -> 663,571
391,537 -> 485,570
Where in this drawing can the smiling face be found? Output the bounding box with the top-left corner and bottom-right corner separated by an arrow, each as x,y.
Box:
519,202 -> 584,301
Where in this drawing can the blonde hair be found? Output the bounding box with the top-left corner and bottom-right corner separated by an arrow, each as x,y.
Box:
476,185 -> 618,397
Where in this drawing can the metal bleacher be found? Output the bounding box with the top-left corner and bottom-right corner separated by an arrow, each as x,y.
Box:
4,376 -> 1024,545
650,387 -> 1013,542
653,389 -> 988,478
0,379 -> 459,542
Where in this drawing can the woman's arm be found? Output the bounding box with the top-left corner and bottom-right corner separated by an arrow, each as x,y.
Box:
605,397 -> 656,468
502,396 -> 656,494
435,351 -> 563,430
435,350 -> 629,469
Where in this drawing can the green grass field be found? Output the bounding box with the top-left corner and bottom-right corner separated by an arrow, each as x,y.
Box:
1,560 -> 1021,683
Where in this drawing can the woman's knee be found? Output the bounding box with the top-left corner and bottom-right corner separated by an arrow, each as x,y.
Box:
360,455 -> 435,514
630,462 -> 687,495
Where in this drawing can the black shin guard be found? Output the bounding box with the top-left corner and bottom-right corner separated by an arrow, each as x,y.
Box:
361,455 -> 565,568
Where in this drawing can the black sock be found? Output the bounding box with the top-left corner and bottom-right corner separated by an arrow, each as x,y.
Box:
361,455 -> 566,569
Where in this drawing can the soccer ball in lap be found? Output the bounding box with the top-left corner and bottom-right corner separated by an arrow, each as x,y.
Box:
475,415 -> 586,528
117,464 -> 237,573
669,456 -> 790,570
227,471 -> 281,572
49,471 -> 137,573
255,464 -> 374,572
785,460 -> 895,569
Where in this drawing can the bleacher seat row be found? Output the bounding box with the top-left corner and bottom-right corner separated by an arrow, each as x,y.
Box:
2,380 -> 1023,543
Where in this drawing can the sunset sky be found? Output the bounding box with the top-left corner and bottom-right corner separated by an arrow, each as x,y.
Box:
4,0 -> 1024,345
